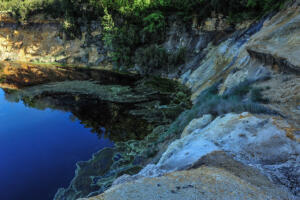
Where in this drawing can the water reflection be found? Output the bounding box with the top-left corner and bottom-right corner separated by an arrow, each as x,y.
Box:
0,64 -> 190,200
3,89 -> 153,142
0,89 -> 114,200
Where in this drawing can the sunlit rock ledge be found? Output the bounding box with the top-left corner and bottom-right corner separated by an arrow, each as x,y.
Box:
82,112 -> 298,200
0,12 -> 108,66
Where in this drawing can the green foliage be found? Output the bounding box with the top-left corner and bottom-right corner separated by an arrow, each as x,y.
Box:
0,0 -> 290,67
143,11 -> 165,33
101,8 -> 117,49
191,81 -> 275,117
250,88 -> 269,103
0,0 -> 289,23
110,24 -> 141,67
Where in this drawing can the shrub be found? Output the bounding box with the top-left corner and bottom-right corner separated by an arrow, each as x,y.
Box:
250,88 -> 269,103
191,81 -> 276,118
110,24 -> 141,67
143,11 -> 165,33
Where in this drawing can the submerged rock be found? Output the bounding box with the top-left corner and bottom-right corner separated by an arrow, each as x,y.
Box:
54,148 -> 115,200
9,80 -> 151,103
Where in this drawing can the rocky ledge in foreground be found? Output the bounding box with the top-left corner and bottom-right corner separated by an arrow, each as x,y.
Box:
80,112 -> 299,200
79,156 -> 294,200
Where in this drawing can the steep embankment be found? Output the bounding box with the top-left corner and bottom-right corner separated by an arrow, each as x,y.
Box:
0,13 -> 107,66
79,1 -> 300,200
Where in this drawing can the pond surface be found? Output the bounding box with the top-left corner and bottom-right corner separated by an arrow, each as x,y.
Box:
0,62 -> 190,200
0,89 -> 114,200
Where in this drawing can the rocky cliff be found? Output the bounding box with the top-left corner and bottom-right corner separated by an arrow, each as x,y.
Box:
0,12 -> 108,66
79,1 -> 300,199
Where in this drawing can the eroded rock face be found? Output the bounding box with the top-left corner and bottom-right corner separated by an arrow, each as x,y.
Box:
180,18 -> 267,101
219,2 -> 300,129
246,3 -> 300,74
175,113 -> 299,195
181,1 -> 300,104
0,13 -> 108,66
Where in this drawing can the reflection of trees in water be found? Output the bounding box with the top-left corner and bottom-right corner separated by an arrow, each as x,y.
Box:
2,76 -> 191,143
10,92 -> 153,142
69,100 -> 152,142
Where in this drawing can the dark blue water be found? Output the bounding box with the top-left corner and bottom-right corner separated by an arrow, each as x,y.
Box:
0,89 -> 114,200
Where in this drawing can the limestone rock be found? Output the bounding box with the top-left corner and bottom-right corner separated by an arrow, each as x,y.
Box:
219,4 -> 300,129
80,164 -> 295,200
246,3 -> 300,73
157,138 -> 219,171
181,114 -> 212,138
124,112 -> 299,196
0,15 -> 107,66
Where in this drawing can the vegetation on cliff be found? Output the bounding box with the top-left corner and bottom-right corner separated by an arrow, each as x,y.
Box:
0,0 -> 288,21
0,0 -> 290,69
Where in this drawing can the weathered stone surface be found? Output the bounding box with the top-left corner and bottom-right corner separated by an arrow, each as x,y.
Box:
112,112 -> 299,196
157,138 -> 219,172
181,2 -> 300,104
0,13 -> 108,66
246,2 -> 300,73
80,164 -> 295,200
219,3 -> 300,129
180,18 -> 266,101
181,114 -> 212,138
